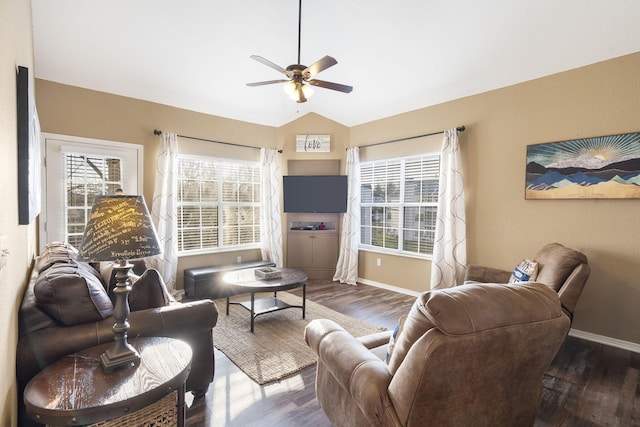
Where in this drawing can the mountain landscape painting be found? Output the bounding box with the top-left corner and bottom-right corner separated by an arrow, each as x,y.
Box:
526,132 -> 640,199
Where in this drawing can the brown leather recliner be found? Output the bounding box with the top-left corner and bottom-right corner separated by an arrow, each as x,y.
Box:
17,242 -> 218,427
305,282 -> 570,427
464,242 -> 590,319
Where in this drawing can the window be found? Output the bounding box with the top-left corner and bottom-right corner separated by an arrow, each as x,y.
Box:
360,154 -> 440,256
177,155 -> 261,253
64,154 -> 124,247
42,134 -> 142,249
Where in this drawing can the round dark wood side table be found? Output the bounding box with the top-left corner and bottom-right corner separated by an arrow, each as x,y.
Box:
24,337 -> 192,427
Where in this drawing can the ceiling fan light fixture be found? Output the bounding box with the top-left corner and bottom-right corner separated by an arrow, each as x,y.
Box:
283,81 -> 313,102
247,0 -> 352,101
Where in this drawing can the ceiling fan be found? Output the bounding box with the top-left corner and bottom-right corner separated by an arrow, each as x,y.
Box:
246,0 -> 353,103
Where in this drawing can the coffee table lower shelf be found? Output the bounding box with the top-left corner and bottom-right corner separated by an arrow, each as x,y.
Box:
228,292 -> 306,333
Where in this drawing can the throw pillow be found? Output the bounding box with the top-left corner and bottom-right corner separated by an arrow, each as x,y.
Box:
99,261 -> 115,292
34,261 -> 113,326
508,259 -> 539,284
100,260 -> 149,295
129,268 -> 173,311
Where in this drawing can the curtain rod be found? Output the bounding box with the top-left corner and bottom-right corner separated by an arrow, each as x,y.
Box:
354,125 -> 465,149
153,129 -> 283,153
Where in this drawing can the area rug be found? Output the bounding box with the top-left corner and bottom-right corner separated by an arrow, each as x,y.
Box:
213,292 -> 386,385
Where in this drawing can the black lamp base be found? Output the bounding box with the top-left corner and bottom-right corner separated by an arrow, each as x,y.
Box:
100,345 -> 140,373
100,260 -> 140,373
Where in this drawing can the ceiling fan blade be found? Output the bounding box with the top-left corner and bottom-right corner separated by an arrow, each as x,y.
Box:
246,79 -> 290,87
308,79 -> 353,93
250,55 -> 292,78
303,56 -> 337,78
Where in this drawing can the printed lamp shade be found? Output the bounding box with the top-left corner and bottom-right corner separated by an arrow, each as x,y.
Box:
78,195 -> 162,262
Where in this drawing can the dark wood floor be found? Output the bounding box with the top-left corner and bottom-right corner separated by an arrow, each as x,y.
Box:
186,280 -> 640,427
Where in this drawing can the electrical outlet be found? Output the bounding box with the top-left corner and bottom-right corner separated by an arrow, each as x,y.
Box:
376,258 -> 381,267
236,256 -> 242,263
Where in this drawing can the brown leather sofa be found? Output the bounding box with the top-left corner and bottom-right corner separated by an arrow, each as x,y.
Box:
17,242 -> 218,427
305,282 -> 570,426
464,242 -> 590,319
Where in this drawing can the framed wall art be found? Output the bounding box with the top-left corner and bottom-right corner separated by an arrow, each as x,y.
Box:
295,134 -> 330,152
525,132 -> 640,200
16,66 -> 42,224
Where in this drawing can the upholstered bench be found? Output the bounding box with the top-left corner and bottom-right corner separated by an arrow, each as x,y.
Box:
184,260 -> 276,299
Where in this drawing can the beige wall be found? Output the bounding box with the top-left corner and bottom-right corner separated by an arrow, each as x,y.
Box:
33,54 -> 640,350
1,0 -> 36,425
35,80 -> 277,289
352,52 -> 640,344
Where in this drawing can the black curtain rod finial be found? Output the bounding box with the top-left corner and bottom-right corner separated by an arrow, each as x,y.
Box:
153,129 -> 162,136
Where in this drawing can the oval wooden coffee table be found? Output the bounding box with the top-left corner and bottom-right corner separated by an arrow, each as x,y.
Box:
222,267 -> 307,332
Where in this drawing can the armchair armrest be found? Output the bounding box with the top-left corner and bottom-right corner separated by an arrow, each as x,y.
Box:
357,330 -> 393,350
305,319 -> 395,422
464,264 -> 512,283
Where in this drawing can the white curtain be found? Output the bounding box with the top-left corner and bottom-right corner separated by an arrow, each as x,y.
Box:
260,148 -> 283,267
430,128 -> 467,290
333,147 -> 361,285
147,132 -> 180,297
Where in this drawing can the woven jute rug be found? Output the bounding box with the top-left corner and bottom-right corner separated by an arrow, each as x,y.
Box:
213,292 -> 386,385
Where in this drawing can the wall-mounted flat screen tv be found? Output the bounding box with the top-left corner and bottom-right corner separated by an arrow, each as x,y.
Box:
283,175 -> 348,213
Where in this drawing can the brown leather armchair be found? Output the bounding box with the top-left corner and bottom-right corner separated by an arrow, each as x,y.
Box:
305,282 -> 570,427
17,243 -> 218,427
464,242 -> 590,319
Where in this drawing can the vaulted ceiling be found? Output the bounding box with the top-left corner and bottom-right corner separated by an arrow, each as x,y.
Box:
31,0 -> 640,127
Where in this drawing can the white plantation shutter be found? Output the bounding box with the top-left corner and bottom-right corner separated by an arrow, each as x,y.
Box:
177,156 -> 260,253
64,153 -> 124,247
403,156 -> 439,254
360,154 -> 439,255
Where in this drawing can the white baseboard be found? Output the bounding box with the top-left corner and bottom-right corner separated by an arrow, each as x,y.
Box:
357,277 -> 421,297
358,278 -> 640,354
568,329 -> 640,354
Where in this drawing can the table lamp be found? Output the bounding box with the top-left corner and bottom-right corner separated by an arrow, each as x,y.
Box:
78,194 -> 162,372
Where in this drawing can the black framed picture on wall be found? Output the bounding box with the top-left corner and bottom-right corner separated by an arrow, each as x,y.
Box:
16,65 -> 41,225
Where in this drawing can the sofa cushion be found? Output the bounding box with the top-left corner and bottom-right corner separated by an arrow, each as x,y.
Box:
34,241 -> 79,273
508,259 -> 539,283
34,261 -> 113,326
19,269 -> 60,337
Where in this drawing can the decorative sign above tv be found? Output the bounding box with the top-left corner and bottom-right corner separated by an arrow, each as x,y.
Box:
296,134 -> 331,152
283,175 -> 348,213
